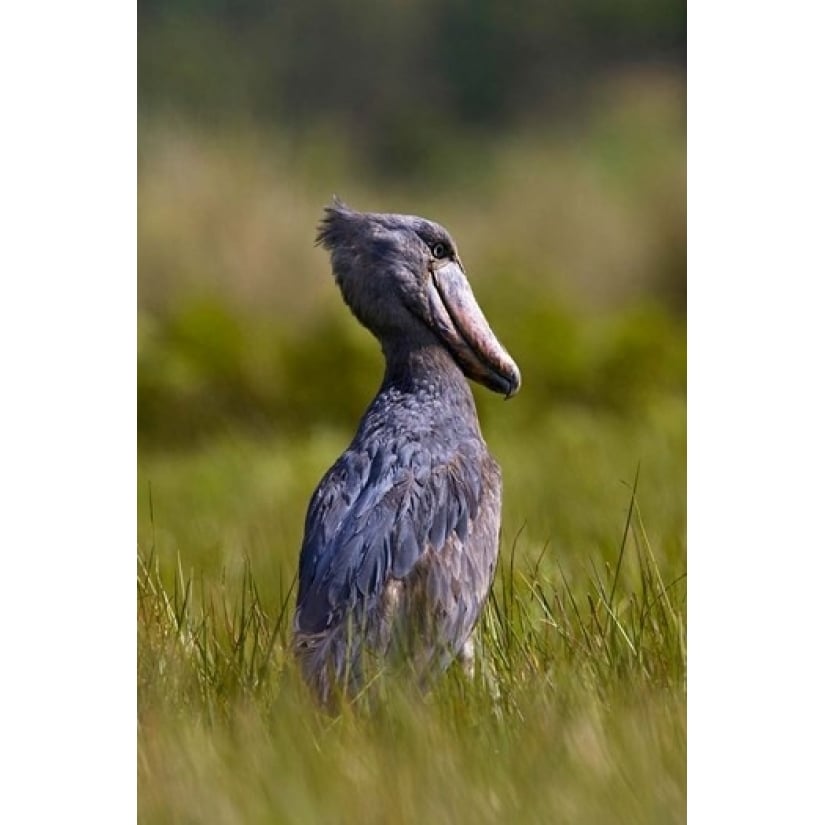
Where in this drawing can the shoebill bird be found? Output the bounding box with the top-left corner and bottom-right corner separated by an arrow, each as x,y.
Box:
293,200 -> 520,706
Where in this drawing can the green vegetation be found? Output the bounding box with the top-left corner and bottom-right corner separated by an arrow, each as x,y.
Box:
138,398 -> 685,823
139,0 -> 685,173
138,21 -> 685,816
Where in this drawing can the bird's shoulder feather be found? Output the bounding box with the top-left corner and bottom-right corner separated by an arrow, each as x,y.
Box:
295,436 -> 488,634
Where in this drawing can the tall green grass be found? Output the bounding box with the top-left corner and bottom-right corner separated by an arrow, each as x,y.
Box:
138,401 -> 685,824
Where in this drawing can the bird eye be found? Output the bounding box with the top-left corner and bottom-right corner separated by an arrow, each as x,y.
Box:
431,242 -> 449,259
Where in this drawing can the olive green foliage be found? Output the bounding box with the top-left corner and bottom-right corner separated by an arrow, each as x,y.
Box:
138,9 -> 685,818
140,0 -> 684,175
138,403 -> 685,823
139,295 -> 684,446
138,68 -> 685,446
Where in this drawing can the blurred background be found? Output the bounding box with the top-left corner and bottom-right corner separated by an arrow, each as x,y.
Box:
138,0 -> 685,590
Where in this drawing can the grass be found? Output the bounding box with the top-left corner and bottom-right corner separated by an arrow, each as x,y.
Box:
137,399 -> 686,824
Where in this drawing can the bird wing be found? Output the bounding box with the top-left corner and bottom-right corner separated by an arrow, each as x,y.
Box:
294,441 -> 482,635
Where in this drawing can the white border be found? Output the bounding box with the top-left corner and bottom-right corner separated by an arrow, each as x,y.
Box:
688,1 -> 825,820
0,3 -> 136,822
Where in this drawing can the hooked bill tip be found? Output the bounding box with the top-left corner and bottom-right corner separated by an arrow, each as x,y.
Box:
504,368 -> 522,399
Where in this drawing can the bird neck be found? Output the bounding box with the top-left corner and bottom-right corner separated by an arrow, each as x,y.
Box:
380,339 -> 476,411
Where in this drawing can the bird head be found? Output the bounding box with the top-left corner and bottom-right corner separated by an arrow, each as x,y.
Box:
316,199 -> 521,398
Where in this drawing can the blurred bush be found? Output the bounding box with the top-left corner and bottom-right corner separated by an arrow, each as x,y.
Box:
138,1 -> 685,448
138,294 -> 684,447
139,0 -> 684,176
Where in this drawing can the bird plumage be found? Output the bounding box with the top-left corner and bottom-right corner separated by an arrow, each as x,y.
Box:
293,200 -> 519,705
